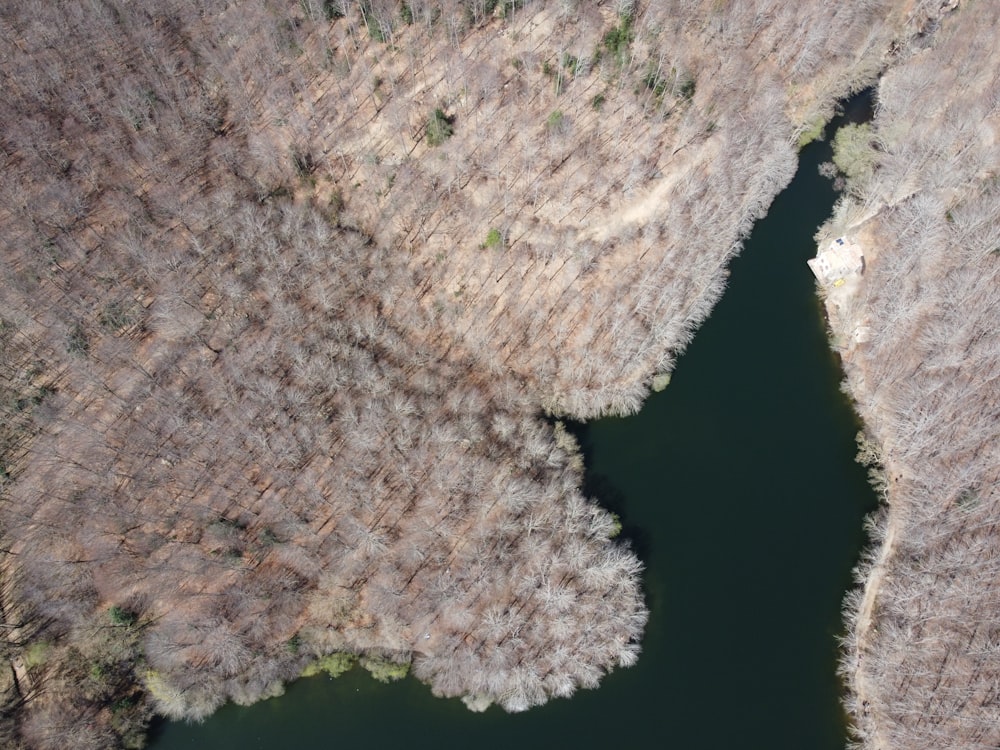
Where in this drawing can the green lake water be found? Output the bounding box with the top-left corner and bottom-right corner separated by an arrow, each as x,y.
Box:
149,94 -> 877,750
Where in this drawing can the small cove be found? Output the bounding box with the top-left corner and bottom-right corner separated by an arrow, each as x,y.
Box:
149,93 -> 878,750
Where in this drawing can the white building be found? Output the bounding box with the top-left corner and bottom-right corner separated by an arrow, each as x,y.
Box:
807,237 -> 864,285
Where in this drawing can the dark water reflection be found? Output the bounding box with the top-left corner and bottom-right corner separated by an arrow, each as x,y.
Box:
149,93 -> 876,750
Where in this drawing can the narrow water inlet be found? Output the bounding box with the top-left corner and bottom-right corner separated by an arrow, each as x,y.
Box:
149,93 -> 880,750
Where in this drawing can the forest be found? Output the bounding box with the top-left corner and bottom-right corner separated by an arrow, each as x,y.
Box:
0,1 -> 975,748
818,2 -> 1000,747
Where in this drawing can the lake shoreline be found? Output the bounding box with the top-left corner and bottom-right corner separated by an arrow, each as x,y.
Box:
0,4 -> 965,748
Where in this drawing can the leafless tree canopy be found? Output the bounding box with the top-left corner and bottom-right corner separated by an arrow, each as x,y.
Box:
819,3 -> 1000,748
0,1 -> 958,747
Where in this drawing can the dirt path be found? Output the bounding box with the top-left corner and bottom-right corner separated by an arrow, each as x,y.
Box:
812,214 -> 898,749
583,137 -> 720,244
848,455 -> 903,750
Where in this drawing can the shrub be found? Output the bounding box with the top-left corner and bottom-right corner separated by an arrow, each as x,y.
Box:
546,109 -> 566,133
678,76 -> 696,101
499,0 -> 527,17
360,1 -> 390,41
602,16 -> 634,67
143,670 -> 187,719
360,654 -> 410,683
108,606 -> 136,627
425,108 -> 454,146
483,227 -> 503,249
292,149 -> 317,178
24,641 -> 50,669
797,114 -> 828,148
651,372 -> 671,392
301,652 -> 357,678
832,122 -> 878,183
67,322 -> 89,356
642,66 -> 667,99
321,0 -> 345,20
99,301 -> 139,332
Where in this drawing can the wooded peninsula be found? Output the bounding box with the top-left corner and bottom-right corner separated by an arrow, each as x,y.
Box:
0,2 -> 995,748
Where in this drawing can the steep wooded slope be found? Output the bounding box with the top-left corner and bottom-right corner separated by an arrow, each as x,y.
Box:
818,3 -> 1000,748
0,1 -> 948,747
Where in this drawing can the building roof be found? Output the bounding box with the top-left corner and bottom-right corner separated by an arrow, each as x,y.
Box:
807,236 -> 864,283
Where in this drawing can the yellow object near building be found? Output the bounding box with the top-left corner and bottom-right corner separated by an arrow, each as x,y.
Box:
833,278 -> 846,287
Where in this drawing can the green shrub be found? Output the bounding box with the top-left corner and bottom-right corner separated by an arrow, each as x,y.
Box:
483,227 -> 503,249
425,108 -> 454,146
546,109 -> 565,132
360,2 -> 389,41
360,654 -> 410,683
642,66 -> 667,99
301,652 -> 357,678
832,122 -> 878,183
322,0 -> 345,19
797,114 -> 828,149
499,0 -> 527,17
651,372 -> 671,392
678,76 -> 696,101
602,16 -> 634,67
108,605 -> 136,627
608,512 -> 623,538
24,641 -> 50,668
